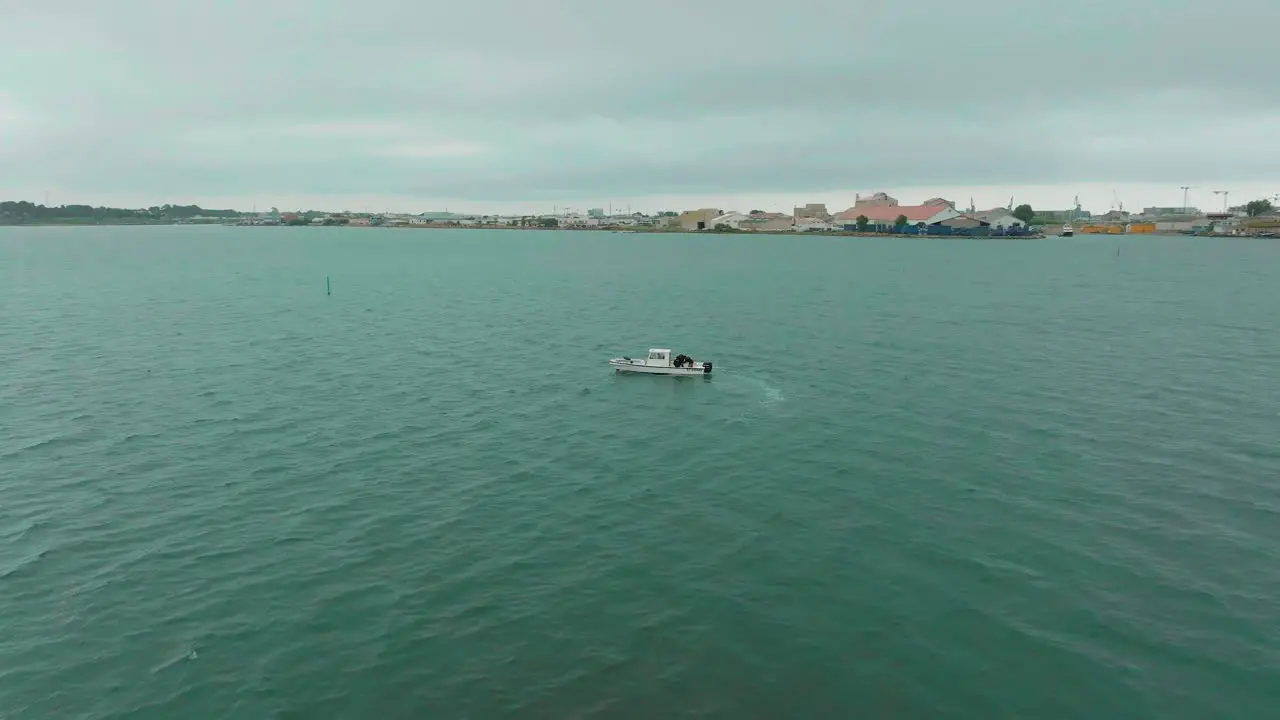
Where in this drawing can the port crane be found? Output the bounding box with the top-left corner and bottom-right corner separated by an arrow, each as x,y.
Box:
1180,186 -> 1196,214
1110,191 -> 1125,215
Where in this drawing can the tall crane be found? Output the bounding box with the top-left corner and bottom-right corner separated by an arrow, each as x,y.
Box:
1213,190 -> 1229,213
1180,186 -> 1196,215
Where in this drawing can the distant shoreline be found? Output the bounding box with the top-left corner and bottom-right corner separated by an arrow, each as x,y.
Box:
0,221 -> 178,227
1,220 -> 1049,239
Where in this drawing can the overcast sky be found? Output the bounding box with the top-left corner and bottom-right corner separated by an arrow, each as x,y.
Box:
2,0 -> 1277,214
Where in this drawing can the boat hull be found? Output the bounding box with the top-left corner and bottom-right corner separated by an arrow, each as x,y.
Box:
609,359 -> 712,375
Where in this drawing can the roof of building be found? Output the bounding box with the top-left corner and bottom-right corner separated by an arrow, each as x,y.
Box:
854,192 -> 899,206
835,203 -> 953,223
741,217 -> 795,228
972,208 -> 1015,220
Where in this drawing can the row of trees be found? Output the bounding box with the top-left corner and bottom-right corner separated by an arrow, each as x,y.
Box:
0,201 -> 246,223
851,214 -> 918,232
512,216 -> 558,228
1245,199 -> 1274,217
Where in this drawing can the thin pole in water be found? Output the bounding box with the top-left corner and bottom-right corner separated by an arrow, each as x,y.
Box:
326,276 -> 331,296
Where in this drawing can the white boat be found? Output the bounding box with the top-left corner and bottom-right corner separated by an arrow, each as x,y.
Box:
1061,195 -> 1079,236
609,349 -> 713,376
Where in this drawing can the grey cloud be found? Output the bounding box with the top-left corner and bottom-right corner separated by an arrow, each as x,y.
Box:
2,0 -> 1278,206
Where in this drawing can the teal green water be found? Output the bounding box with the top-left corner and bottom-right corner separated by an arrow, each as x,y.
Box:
2,227 -> 1279,718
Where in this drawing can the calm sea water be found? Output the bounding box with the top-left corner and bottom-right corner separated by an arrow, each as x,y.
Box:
2,226 -> 1278,718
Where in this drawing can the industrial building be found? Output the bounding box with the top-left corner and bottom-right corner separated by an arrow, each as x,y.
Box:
793,203 -> 831,222
675,208 -> 723,231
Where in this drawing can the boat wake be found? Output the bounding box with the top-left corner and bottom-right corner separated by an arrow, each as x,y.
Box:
730,372 -> 784,407
757,380 -> 784,407
718,373 -> 785,425
150,647 -> 199,675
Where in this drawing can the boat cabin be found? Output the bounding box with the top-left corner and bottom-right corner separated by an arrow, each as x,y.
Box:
647,349 -> 672,366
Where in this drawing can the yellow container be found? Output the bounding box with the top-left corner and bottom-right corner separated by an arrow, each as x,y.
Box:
1079,224 -> 1121,234
1127,223 -> 1156,234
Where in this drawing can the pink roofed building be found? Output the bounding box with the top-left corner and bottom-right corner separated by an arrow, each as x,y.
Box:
835,195 -> 961,225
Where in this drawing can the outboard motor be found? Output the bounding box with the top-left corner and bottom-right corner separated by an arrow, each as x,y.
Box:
702,362 -> 713,373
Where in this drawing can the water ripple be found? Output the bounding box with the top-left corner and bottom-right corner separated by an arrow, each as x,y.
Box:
1,228 -> 1278,718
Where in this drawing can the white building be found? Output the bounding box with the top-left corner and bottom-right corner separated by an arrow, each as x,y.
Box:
708,212 -> 752,229
973,209 -> 1024,228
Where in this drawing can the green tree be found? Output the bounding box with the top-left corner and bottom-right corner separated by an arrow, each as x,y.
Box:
1,199 -> 245,224
1013,203 -> 1035,225
538,217 -> 559,228
894,214 -> 908,228
750,209 -> 764,214
855,214 -> 870,232
1245,199 -> 1274,217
